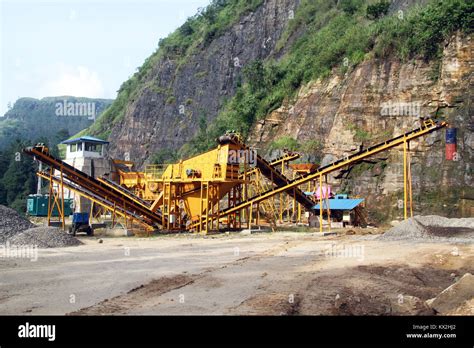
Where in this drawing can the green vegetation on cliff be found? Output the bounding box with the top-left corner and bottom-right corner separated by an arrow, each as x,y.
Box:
180,0 -> 472,156
85,0 -> 472,156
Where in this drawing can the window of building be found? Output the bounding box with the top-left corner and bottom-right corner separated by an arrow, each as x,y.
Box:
85,143 -> 102,153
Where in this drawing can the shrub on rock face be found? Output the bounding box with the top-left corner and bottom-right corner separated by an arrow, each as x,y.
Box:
340,0 -> 363,15
269,136 -> 300,152
366,1 -> 390,20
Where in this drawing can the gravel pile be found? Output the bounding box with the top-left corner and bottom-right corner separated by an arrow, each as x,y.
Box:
0,205 -> 35,243
379,215 -> 474,242
9,226 -> 83,248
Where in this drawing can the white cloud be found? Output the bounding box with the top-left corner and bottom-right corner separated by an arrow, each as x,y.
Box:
69,9 -> 77,21
41,64 -> 104,98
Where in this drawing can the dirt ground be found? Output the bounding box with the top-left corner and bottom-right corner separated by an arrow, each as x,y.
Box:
0,230 -> 472,315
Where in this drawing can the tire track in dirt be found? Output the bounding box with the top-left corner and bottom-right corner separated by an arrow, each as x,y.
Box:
69,237 -> 313,315
69,274 -> 200,315
68,237 -> 472,316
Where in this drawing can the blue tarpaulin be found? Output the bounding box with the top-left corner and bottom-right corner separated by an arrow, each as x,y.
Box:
312,198 -> 364,210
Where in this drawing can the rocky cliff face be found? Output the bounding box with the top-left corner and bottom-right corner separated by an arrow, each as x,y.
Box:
98,0 -> 472,220
107,0 -> 298,164
248,32 -> 473,219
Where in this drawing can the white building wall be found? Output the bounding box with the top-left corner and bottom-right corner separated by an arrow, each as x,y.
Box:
61,142 -> 112,214
65,142 -> 104,160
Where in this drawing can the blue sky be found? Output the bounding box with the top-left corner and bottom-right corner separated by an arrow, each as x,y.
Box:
0,0 -> 210,115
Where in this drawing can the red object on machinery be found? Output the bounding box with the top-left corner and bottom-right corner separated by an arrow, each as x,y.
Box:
446,143 -> 457,161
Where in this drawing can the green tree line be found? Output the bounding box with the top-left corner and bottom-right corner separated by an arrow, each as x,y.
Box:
0,130 -> 68,214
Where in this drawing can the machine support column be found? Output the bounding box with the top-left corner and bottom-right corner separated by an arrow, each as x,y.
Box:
407,142 -> 413,218
279,161 -> 284,223
216,185 -> 220,232
59,168 -> 65,230
403,139 -> 408,220
112,203 -> 116,228
256,202 -> 260,226
292,188 -> 296,222
205,182 -> 209,233
325,175 -> 330,232
319,174 -> 323,233
199,182 -> 203,233
47,167 -> 53,226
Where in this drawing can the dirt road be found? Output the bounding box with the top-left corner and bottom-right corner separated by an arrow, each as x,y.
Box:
0,232 -> 472,315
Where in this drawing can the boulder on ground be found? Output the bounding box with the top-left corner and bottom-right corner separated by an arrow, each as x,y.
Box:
425,273 -> 474,315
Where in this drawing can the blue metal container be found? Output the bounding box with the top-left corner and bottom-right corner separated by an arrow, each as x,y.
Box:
72,212 -> 89,224
446,128 -> 457,144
